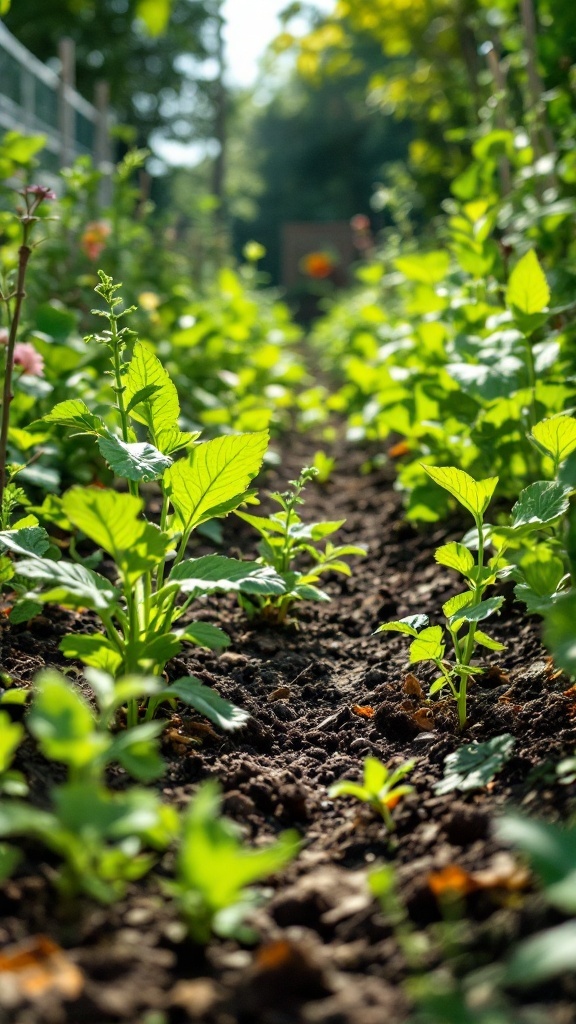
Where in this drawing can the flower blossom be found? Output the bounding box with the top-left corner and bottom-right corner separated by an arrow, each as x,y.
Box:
300,251 -> 336,280
13,342 -> 45,376
81,220 -> 111,261
0,328 -> 8,346
22,185 -> 57,200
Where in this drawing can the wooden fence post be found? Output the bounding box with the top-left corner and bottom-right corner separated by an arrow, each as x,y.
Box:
94,79 -> 113,204
58,36 -> 76,168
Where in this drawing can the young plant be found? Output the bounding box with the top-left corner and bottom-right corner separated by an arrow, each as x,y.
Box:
0,670 -> 178,903
0,273 -> 287,727
236,465 -> 365,623
376,467 -> 506,730
329,756 -> 415,831
166,780 -> 299,943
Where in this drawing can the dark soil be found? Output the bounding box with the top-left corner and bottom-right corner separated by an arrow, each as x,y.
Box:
1,437 -> 575,1024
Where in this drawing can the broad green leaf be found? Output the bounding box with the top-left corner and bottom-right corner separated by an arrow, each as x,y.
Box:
363,757 -> 388,793
42,399 -> 104,435
170,554 -> 286,595
506,250 -> 550,316
165,432 -> 268,534
409,625 -> 445,663
97,433 -> 172,482
62,488 -> 171,583
394,251 -> 449,285
0,557 -> 13,585
374,614 -> 429,637
510,481 -> 570,529
0,0 -> 12,14
28,672 -> 108,769
423,465 -> 498,519
235,511 -> 286,537
0,526 -> 50,558
59,635 -> 123,674
106,722 -> 165,783
474,630 -> 506,651
9,599 -> 42,624
450,595 -> 504,625
159,677 -> 249,731
442,592 -> 473,618
434,542 -> 474,575
180,622 -> 230,650
521,550 -> 566,597
16,558 -> 119,612
496,815 -> 576,892
435,734 -> 515,795
504,922 -> 576,987
531,416 -> 576,465
124,342 -> 194,454
126,633 -> 183,673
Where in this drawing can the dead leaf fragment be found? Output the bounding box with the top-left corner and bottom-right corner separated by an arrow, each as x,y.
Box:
428,865 -> 476,898
403,673 -> 424,699
351,704 -> 375,718
411,708 -> 435,731
0,935 -> 84,1002
268,686 -> 291,702
428,856 -> 530,899
388,440 -> 410,458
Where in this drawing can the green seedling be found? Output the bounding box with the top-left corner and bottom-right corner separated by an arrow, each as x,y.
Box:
312,449 -> 336,484
0,273 -> 287,727
434,734 -> 515,795
377,466 -> 507,729
0,669 -> 178,902
166,781 -> 299,943
236,465 -> 365,623
329,756 -> 415,830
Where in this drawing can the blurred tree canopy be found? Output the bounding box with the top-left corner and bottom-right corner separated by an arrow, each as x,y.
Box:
4,0 -> 224,149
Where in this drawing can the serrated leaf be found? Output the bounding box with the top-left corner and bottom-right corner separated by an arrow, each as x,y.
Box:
506,250 -> 550,316
62,488 -> 171,584
450,595 -> 504,625
374,614 -> 429,637
0,526 -> 50,558
170,555 -> 286,595
97,433 -> 172,482
124,342 -> 193,454
59,635 -> 123,674
409,625 -> 445,663
423,465 -> 498,519
16,558 -> 119,612
180,622 -> 230,650
531,416 -> 576,465
165,432 -> 268,535
42,399 -> 104,435
435,542 -> 474,575
442,592 -> 473,618
434,734 -> 515,795
159,676 -> 249,731
511,481 -> 570,529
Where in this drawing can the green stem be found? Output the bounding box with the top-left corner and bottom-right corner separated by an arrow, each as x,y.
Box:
110,321 -> 138,499
0,237 -> 32,513
524,338 -> 538,429
456,516 -> 485,729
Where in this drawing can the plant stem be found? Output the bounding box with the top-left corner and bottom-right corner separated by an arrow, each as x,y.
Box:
0,240 -> 32,512
524,338 -> 538,429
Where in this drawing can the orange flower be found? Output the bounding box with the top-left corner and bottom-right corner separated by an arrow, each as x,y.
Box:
80,221 -> 111,261
301,251 -> 336,279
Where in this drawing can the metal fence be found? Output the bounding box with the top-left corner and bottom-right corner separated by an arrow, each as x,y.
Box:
0,22 -> 111,177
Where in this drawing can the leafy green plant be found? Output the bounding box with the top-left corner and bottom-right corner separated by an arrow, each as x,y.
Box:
166,780 -> 299,943
328,756 -> 415,830
0,670 -> 178,902
376,466 -> 507,729
0,273 -> 287,726
236,465 -> 365,623
434,735 -> 515,796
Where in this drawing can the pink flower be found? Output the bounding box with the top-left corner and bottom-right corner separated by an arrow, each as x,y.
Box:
0,328 -> 8,346
21,185 -> 57,200
13,342 -> 44,376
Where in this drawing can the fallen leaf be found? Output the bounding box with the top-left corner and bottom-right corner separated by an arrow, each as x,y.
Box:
428,865 -> 477,897
268,686 -> 291,702
351,704 -> 375,718
428,856 -> 530,900
403,673 -> 424,699
0,935 -> 84,1001
412,708 -> 435,731
388,440 -> 410,458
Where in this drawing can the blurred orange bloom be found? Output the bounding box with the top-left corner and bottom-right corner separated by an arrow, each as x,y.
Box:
80,221 -> 111,261
301,251 -> 336,279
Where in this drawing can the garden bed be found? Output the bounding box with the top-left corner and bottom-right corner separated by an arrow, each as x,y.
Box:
1,436 -> 575,1024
